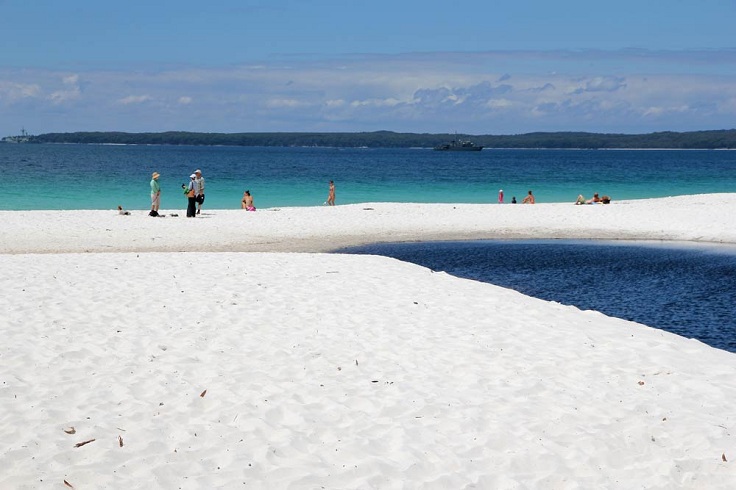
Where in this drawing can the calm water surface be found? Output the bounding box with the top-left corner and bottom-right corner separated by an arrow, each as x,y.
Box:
338,240 -> 736,353
3,144 -> 735,209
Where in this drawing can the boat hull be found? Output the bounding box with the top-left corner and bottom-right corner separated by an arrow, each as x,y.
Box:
434,145 -> 483,151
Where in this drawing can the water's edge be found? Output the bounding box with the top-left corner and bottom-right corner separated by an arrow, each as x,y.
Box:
335,239 -> 736,353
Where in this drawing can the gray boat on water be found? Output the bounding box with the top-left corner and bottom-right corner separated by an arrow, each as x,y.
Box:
433,139 -> 483,151
1,128 -> 31,144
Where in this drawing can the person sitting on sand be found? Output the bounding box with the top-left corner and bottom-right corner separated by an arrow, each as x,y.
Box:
522,190 -> 535,204
117,205 -> 131,215
575,195 -> 586,205
241,190 -> 256,211
587,193 -> 602,204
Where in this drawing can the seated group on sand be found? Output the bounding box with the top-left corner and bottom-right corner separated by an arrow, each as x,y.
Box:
576,193 -> 611,205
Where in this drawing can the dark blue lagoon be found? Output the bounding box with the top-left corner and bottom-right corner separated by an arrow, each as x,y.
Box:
337,240 -> 736,353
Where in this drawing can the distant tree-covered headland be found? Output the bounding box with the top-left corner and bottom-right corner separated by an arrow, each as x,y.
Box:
4,129 -> 736,149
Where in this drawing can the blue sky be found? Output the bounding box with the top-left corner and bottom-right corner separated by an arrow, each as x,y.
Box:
1,0 -> 735,135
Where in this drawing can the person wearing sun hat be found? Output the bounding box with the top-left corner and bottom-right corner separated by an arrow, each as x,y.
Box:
149,171 -> 161,217
193,169 -> 205,215
186,173 -> 198,217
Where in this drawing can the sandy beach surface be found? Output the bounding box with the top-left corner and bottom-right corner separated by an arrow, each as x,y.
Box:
1,194 -> 735,489
2,194 -> 735,254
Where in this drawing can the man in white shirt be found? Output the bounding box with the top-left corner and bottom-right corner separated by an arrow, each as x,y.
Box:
194,169 -> 205,215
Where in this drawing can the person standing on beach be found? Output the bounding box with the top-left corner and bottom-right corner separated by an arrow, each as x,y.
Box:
327,180 -> 335,206
522,190 -> 535,204
498,189 -> 504,204
186,174 -> 197,217
194,169 -> 205,215
150,172 -> 161,217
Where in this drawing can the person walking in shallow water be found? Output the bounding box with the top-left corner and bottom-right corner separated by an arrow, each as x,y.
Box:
149,172 -> 161,217
327,180 -> 335,206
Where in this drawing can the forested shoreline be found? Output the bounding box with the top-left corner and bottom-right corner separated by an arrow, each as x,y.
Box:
4,129 -> 736,149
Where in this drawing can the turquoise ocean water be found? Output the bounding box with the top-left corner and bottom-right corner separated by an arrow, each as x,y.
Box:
3,144 -> 736,210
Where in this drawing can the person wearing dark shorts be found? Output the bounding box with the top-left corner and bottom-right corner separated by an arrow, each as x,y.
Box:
186,174 -> 197,217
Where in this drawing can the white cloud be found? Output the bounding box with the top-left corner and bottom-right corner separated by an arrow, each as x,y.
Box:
0,81 -> 41,102
642,105 -> 690,118
570,76 -> 627,95
486,98 -> 514,110
265,98 -> 310,108
49,74 -> 82,104
1,49 -> 736,134
349,98 -> 402,108
63,74 -> 79,85
117,95 -> 151,105
524,83 -> 555,93
49,89 -> 80,104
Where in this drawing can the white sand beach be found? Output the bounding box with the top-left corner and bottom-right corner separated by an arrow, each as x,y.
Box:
2,193 -> 735,254
1,195 -> 735,489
